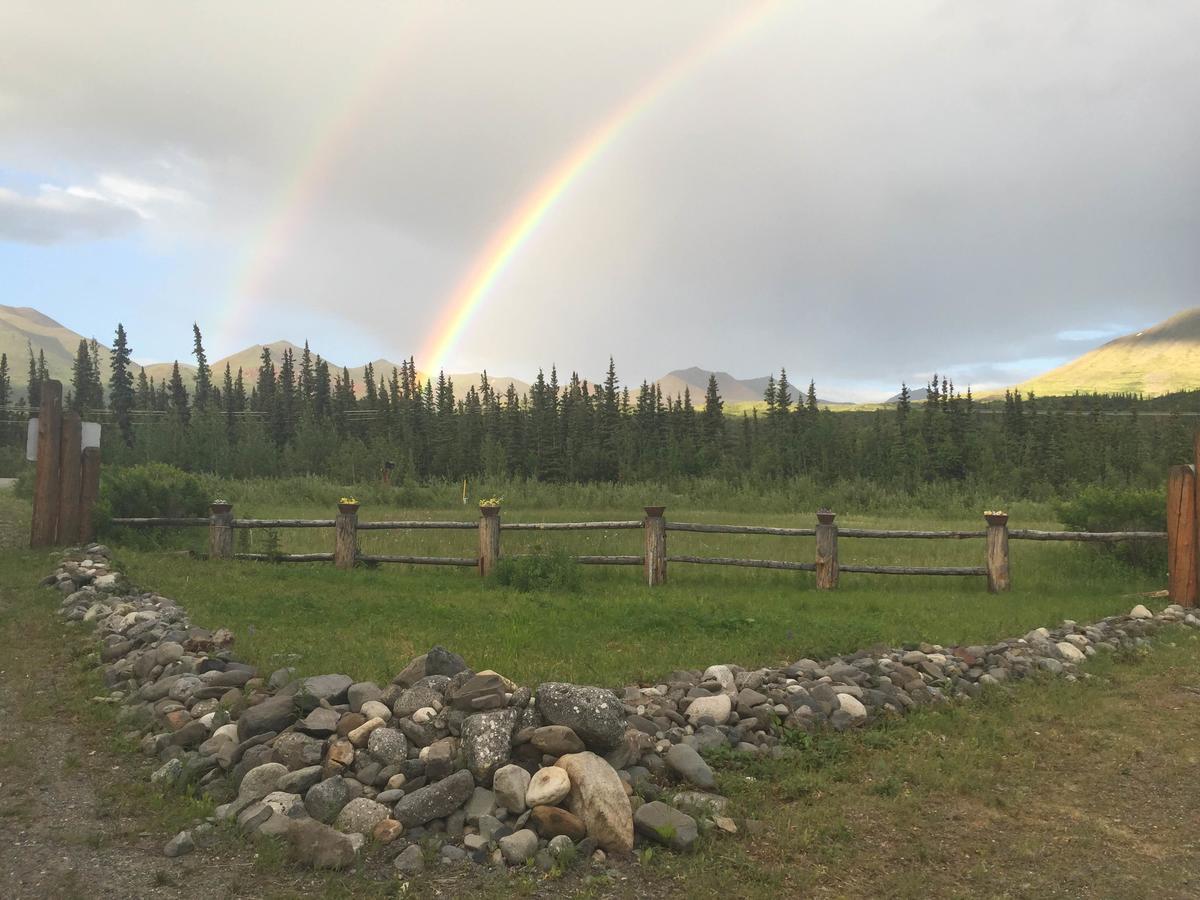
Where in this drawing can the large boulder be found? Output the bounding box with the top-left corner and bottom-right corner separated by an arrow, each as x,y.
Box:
236,694 -> 297,742
460,708 -> 518,784
536,684 -> 624,752
555,752 -> 634,856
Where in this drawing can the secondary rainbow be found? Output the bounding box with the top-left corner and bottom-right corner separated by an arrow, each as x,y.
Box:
420,1 -> 781,374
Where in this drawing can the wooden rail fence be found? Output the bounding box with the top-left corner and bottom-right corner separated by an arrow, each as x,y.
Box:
108,502 -> 1172,598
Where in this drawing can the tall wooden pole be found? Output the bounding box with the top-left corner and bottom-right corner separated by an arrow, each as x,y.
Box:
478,505 -> 500,576
1167,465 -> 1198,607
985,512 -> 1011,593
209,502 -> 234,561
30,380 -> 63,548
815,511 -> 839,589
644,506 -> 666,586
56,411 -> 82,545
334,502 -> 359,570
78,447 -> 101,544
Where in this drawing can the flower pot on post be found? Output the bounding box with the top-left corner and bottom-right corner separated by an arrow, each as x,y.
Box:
478,503 -> 501,577
644,506 -> 667,586
209,501 -> 234,561
335,501 -> 359,570
815,509 -> 838,590
984,511 -> 1010,593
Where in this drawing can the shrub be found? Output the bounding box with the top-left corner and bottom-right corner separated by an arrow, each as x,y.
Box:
1056,486 -> 1166,573
96,463 -> 210,547
492,545 -> 581,593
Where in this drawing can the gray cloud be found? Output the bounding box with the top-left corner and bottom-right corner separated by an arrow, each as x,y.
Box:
0,0 -> 1197,396
0,184 -> 142,244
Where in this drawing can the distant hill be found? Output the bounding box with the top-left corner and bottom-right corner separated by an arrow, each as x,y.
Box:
655,367 -> 846,406
885,386 -> 930,404
1012,308 -> 1200,398
0,304 -> 112,392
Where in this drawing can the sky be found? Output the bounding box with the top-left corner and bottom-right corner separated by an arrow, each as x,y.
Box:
0,1 -> 1197,401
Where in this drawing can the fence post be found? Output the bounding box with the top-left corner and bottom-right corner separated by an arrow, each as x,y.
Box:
644,506 -> 666,586
479,504 -> 500,576
985,511 -> 1011,593
335,501 -> 359,570
1167,465 -> 1198,607
30,379 -> 63,548
56,411 -> 82,545
209,501 -> 234,561
815,509 -> 839,589
78,446 -> 101,544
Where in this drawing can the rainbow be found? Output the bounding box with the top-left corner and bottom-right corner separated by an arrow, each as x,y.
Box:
218,8 -> 432,353
420,1 -> 780,373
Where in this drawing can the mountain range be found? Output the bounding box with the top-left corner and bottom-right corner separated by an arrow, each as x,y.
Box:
2,304 -> 1198,405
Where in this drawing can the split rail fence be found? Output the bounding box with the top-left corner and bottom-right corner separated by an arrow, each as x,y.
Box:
110,501 -> 1173,598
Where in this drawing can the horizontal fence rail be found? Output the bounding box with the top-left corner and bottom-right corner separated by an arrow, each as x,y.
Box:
107,501 -> 1172,595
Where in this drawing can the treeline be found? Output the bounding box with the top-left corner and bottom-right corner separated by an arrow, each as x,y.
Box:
3,323 -> 1195,496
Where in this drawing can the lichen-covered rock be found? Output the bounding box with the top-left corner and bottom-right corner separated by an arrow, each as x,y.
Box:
304,775 -> 353,824
391,768 -> 475,827
536,684 -> 624,752
333,797 -> 391,835
461,708 -> 517,784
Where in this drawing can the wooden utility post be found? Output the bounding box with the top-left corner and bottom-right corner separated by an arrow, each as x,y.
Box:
985,512 -> 1011,593
644,506 -> 666,586
1167,465 -> 1198,607
334,501 -> 359,570
815,510 -> 839,589
78,447 -> 101,544
478,505 -> 500,576
30,380 -> 63,548
56,411 -> 82,545
209,502 -> 234,560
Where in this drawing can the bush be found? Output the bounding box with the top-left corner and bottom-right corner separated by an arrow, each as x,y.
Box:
1056,486 -> 1167,573
96,463 -> 211,546
492,545 -> 582,593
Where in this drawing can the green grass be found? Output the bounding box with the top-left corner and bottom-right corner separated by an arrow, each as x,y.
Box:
113,493 -> 1159,687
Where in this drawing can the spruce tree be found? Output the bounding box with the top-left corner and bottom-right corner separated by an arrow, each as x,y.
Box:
26,342 -> 40,407
192,324 -> 212,408
70,340 -> 93,411
109,323 -> 135,446
168,361 -> 190,424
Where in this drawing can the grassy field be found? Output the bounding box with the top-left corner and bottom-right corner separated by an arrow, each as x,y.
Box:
101,482 -> 1161,688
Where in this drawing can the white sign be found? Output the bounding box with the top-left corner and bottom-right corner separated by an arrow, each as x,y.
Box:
24,418 -> 103,461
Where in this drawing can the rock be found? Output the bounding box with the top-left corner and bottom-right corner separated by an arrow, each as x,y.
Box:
460,708 -> 518,784
239,762 -> 289,801
304,776 -> 353,824
634,801 -> 698,852
555,752 -> 633,856
422,737 -> 457,780
464,786 -> 496,824
372,818 -> 404,844
366,727 -> 408,767
836,693 -> 868,719
286,818 -> 360,870
347,681 -> 382,712
392,768 -> 475,828
526,766 -> 571,807
665,743 -> 716,790
360,700 -> 392,722
236,694 -> 297,742
702,664 -> 737,693
1056,642 -> 1086,663
394,684 -> 445,718
536,684 -> 624,752
683,694 -> 732,726
333,797 -> 391,835
394,646 -> 469,687
493,764 -> 532,814
529,805 -> 587,842
714,815 -> 738,834
672,791 -> 729,815
448,672 -> 509,710
548,834 -> 574,857
530,724 -> 585,756
1130,605 -> 1153,620
276,768 -> 324,796
499,828 -> 539,866
273,732 -> 325,770
297,707 -> 340,737
296,674 -> 353,710
163,829 -> 195,857
394,843 -> 425,876
347,716 -> 385,747
151,757 -> 184,788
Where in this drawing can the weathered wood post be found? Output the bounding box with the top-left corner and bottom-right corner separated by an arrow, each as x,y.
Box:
78,447 -> 101,544
644,506 -> 667,586
209,501 -> 234,561
985,510 -> 1011,593
815,509 -> 839,589
334,500 -> 359,570
56,411 -> 82,545
30,379 -> 63,548
478,503 -> 500,577
1167,465 -> 1198,607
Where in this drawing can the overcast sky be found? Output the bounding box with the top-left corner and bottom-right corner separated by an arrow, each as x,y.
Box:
1,1 -> 1196,400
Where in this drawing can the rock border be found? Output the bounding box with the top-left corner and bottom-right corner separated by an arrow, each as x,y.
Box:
43,544 -> 1192,878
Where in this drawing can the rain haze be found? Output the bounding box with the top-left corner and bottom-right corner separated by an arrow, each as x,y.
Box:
1,0 -> 1197,400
